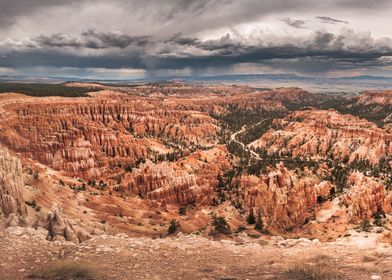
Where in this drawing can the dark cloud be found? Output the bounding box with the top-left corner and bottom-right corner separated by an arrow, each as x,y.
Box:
197,34 -> 241,52
34,30 -> 150,49
165,33 -> 199,46
83,30 -> 150,48
1,0 -> 392,77
33,34 -> 80,48
0,49 -> 145,69
2,30 -> 392,75
281,17 -> 306,28
316,16 -> 348,24
153,30 -> 392,67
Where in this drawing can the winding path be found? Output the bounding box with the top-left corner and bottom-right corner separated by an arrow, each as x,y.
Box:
230,122 -> 265,160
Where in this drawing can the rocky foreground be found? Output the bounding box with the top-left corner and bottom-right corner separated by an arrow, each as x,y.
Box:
1,226 -> 391,280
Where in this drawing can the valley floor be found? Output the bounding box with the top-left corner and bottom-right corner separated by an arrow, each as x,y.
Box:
1,227 -> 391,280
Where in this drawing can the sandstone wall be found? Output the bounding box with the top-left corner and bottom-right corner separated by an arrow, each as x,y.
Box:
0,146 -> 27,218
0,98 -> 218,179
250,109 -> 392,164
344,172 -> 392,221
243,163 -> 333,230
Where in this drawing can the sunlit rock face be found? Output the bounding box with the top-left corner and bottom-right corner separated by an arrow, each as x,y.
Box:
0,146 -> 27,218
242,163 -> 334,230
117,146 -> 230,205
249,109 -> 392,164
344,172 -> 392,221
355,90 -> 392,106
0,95 -> 219,179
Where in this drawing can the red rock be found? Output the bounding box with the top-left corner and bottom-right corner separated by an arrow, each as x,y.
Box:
343,172 -> 392,221
250,109 -> 392,164
355,90 -> 392,105
0,146 -> 27,218
0,96 -> 218,179
243,163 -> 334,230
117,147 -> 230,205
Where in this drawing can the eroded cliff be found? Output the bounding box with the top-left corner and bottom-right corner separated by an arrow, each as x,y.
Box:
249,109 -> 392,164
0,146 -> 27,218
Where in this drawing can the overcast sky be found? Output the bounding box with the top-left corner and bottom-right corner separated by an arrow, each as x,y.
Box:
1,0 -> 392,79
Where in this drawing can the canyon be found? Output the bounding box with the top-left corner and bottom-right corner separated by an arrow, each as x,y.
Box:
1,82 -> 392,279
249,109 -> 392,163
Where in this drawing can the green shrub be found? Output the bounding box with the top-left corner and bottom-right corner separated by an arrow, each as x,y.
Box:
178,207 -> 186,216
236,225 -> 246,232
359,219 -> 372,232
254,209 -> 263,231
211,214 -> 231,236
25,200 -> 37,208
168,219 -> 179,234
124,165 -> 133,173
247,208 -> 255,224
0,83 -> 100,97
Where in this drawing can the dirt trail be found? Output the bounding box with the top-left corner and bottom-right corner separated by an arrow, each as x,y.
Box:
230,124 -> 262,160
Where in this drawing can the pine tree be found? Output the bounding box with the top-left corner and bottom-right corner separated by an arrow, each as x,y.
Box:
178,207 -> 186,215
255,209 -> 263,231
247,208 -> 255,224
211,213 -> 231,235
168,219 -> 179,234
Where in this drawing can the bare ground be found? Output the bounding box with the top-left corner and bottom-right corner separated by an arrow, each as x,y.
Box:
1,227 -> 391,280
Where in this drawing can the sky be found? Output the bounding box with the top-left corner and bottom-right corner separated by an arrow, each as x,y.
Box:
1,0 -> 392,79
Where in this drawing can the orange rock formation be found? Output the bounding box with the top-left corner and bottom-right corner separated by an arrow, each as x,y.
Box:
250,109 -> 392,163
242,163 -> 334,230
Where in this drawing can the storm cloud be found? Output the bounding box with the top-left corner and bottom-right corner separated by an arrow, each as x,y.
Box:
316,16 -> 348,24
281,18 -> 306,28
2,29 -> 391,71
33,31 -> 151,49
1,0 -> 392,77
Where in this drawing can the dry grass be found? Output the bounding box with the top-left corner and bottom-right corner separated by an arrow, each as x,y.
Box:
285,255 -> 344,280
29,260 -> 96,279
312,255 -> 334,263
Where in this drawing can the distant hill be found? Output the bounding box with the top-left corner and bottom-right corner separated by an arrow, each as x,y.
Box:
1,73 -> 392,92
